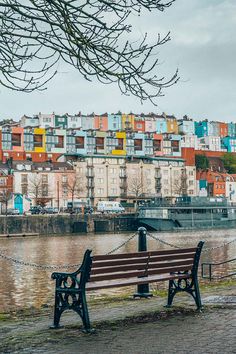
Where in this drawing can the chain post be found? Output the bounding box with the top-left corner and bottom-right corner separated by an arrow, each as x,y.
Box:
134,227 -> 153,298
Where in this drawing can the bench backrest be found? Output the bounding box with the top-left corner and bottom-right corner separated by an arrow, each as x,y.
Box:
89,242 -> 204,283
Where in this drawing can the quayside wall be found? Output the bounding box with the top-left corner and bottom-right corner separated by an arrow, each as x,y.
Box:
0,214 -> 138,236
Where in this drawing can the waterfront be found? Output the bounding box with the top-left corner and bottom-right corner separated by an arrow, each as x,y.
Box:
0,229 -> 235,312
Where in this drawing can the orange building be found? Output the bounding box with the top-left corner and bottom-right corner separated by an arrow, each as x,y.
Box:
134,117 -> 145,132
197,170 -> 226,197
94,113 -> 108,131
153,134 -> 163,156
219,122 -> 228,137
181,147 -> 195,166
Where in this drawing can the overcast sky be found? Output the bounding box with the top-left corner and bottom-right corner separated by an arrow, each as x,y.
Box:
1,0 -> 236,122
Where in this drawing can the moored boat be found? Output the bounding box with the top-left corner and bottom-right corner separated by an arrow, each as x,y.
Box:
137,196 -> 236,231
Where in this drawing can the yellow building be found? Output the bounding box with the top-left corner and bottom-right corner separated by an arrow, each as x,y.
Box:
33,128 -> 46,152
112,132 -> 126,155
166,115 -> 179,134
121,113 -> 135,131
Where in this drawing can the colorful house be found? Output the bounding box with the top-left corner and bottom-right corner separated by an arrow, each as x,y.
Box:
112,132 -> 126,155
38,113 -> 55,128
107,113 -> 122,131
134,116 -> 145,132
54,114 -> 68,129
144,117 -> 156,133
81,114 -> 94,130
20,115 -> 39,127
126,132 -> 145,156
144,133 -> 154,156
156,115 -> 167,134
163,134 -> 182,157
67,114 -> 82,129
152,134 -> 163,156
66,129 -> 87,154
165,114 -> 179,134
45,128 -> 66,154
227,122 -> 236,138
208,121 -> 219,136
222,137 -> 236,153
178,115 -> 195,135
121,113 -> 134,131
219,122 -> 228,138
196,170 -> 226,197
194,120 -> 209,137
94,113 -> 108,132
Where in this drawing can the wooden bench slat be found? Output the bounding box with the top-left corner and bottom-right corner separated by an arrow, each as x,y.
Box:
90,259 -> 194,275
92,247 -> 197,261
89,264 -> 193,282
92,253 -> 195,268
87,273 -> 190,291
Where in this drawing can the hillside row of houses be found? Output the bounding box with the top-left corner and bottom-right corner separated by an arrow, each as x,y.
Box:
1,124 -> 236,163
0,112 -> 236,213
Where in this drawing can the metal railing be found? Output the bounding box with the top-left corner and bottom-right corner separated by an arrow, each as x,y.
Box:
201,258 -> 236,281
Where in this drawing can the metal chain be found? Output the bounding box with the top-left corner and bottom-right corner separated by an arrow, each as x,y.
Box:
147,232 -> 236,252
0,233 -> 137,269
106,232 -> 137,255
0,250 -> 81,270
203,237 -> 236,251
147,232 -> 181,249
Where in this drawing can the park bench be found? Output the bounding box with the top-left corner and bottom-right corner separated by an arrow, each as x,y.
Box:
51,240 -> 204,332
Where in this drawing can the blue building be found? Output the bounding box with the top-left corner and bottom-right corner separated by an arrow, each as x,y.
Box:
178,116 -> 195,135
156,115 -> 167,134
227,122 -> 236,138
222,137 -> 236,152
194,120 -> 209,138
108,113 -> 122,131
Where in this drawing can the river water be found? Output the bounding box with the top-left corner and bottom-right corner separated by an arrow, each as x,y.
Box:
0,229 -> 235,312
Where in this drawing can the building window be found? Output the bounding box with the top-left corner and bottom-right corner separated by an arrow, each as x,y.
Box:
12,133 -> 21,147
21,174 -> 28,184
34,134 -> 43,147
42,185 -> 48,197
111,188 -> 117,195
62,175 -> 67,183
0,178 -> 6,186
153,140 -> 161,151
134,139 -> 142,151
116,138 -> 123,150
75,136 -> 84,149
96,137 -> 105,149
97,188 -> 104,195
22,185 -> 28,195
98,178 -> 104,183
42,174 -> 48,183
171,140 -> 179,152
55,136 -> 64,148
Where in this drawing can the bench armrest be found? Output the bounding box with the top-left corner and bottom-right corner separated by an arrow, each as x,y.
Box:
51,249 -> 92,290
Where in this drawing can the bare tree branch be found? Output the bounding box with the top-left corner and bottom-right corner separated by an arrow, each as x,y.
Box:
0,0 -> 178,102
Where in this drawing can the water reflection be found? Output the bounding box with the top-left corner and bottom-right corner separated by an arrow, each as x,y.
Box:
0,229 -> 235,312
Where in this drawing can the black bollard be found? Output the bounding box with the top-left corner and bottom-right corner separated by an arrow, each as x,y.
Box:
133,227 -> 153,298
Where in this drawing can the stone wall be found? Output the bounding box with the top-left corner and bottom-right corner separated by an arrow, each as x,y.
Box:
0,214 -> 137,235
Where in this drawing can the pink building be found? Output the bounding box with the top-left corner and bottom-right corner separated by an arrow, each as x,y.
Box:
94,113 -> 108,131
145,118 -> 156,132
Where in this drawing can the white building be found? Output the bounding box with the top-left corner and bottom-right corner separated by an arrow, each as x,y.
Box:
20,115 -> 39,127
38,112 -> 55,128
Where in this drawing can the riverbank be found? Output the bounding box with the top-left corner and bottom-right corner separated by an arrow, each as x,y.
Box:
0,280 -> 235,353
0,213 -> 137,235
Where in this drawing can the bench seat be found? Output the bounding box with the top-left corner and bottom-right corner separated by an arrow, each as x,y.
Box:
86,273 -> 190,291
